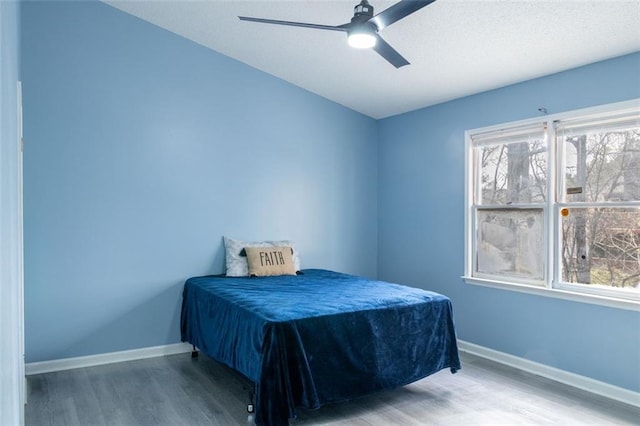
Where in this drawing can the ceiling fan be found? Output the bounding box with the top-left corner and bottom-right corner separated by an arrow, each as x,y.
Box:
239,0 -> 436,68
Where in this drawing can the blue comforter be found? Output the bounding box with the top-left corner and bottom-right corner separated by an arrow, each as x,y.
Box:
181,269 -> 460,425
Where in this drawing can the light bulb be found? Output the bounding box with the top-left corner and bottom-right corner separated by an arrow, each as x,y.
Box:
348,32 -> 376,49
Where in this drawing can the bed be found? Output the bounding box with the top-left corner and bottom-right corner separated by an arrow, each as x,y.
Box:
181,268 -> 460,425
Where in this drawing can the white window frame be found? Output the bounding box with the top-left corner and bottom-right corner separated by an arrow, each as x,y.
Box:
463,99 -> 640,311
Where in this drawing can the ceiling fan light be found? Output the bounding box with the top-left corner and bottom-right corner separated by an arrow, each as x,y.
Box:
347,31 -> 376,49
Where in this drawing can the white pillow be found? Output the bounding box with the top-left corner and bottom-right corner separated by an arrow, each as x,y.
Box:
223,236 -> 301,277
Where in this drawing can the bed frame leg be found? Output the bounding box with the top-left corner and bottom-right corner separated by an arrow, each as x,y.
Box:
191,345 -> 199,358
247,388 -> 255,413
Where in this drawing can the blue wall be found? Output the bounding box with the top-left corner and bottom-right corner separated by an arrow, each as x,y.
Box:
21,1 -> 378,362
378,52 -> 640,393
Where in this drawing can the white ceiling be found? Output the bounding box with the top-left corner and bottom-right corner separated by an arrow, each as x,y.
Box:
104,0 -> 640,119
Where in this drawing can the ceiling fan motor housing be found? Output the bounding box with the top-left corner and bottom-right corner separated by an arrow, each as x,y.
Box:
352,0 -> 374,24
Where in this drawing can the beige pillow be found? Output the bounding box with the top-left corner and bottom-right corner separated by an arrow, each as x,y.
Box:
245,246 -> 296,277
223,237 -> 301,277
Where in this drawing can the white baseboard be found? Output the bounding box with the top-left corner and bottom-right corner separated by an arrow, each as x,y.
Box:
25,342 -> 192,376
457,340 -> 640,409
24,340 -> 640,409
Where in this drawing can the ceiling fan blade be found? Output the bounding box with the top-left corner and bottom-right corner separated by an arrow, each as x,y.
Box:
239,16 -> 347,32
372,35 -> 409,68
371,0 -> 436,30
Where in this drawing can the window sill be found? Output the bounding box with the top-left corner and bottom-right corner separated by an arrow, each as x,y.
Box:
462,276 -> 640,312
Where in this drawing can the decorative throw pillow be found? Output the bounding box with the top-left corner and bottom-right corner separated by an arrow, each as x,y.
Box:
223,236 -> 301,277
245,246 -> 296,277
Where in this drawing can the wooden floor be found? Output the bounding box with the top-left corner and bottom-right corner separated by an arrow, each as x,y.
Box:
26,351 -> 639,425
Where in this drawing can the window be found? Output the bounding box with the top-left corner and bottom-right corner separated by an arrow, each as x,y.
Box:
465,100 -> 640,308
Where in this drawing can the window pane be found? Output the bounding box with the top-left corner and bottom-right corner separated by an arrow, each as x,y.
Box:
477,139 -> 546,205
560,207 -> 640,291
476,209 -> 544,281
561,127 -> 640,202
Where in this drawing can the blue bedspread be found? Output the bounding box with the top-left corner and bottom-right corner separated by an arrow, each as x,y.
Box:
181,269 -> 460,425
